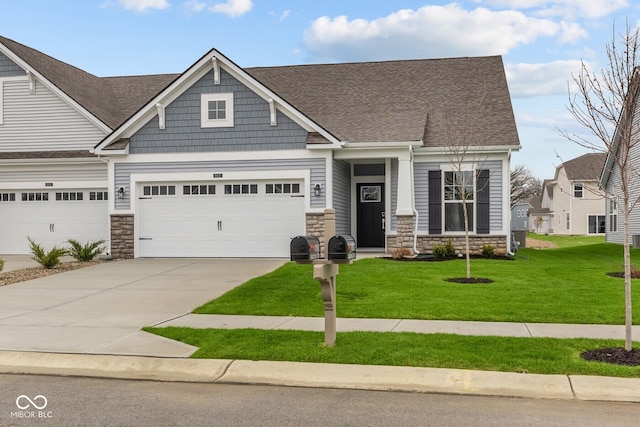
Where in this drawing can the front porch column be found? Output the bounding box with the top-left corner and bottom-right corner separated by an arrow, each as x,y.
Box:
396,155 -> 414,216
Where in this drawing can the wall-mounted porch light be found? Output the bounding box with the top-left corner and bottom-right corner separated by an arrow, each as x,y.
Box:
117,187 -> 125,199
313,183 -> 321,197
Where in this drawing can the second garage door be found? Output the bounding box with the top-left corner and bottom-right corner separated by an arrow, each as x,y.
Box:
137,180 -> 305,257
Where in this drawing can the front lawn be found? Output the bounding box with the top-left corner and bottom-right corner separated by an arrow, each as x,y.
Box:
145,327 -> 640,378
194,243 -> 638,325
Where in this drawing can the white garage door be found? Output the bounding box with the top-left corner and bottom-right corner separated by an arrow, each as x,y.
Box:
138,180 -> 305,257
0,189 -> 109,254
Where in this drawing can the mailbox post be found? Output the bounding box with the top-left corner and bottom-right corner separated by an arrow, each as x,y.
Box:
313,260 -> 339,346
290,232 -> 356,347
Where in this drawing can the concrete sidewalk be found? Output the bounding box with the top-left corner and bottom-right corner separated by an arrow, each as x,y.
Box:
159,313 -> 640,340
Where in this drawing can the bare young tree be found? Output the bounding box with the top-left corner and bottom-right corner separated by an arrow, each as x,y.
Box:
443,81 -> 488,280
560,22 -> 640,351
510,164 -> 542,209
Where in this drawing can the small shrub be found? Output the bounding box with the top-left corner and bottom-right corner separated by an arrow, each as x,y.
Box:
0,258 -> 4,272
67,239 -> 106,262
444,238 -> 456,257
433,243 -> 447,259
392,247 -> 413,260
433,239 -> 456,259
28,237 -> 67,269
481,244 -> 495,258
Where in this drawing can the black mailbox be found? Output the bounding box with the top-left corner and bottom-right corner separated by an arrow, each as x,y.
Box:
327,235 -> 356,262
290,235 -> 321,263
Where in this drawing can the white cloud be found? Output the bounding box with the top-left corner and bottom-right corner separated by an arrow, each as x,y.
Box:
118,0 -> 169,12
481,0 -> 629,19
303,5 -> 579,62
209,0 -> 252,18
505,60 -> 586,97
185,0 -> 206,12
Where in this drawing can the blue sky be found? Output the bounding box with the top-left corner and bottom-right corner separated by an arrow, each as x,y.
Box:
1,0 -> 639,179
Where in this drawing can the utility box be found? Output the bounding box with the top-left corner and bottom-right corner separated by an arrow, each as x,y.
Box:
290,235 -> 321,263
327,235 -> 356,262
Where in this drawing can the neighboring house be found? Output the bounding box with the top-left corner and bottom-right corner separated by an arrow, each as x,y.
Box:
1,36 -> 520,258
536,153 -> 606,235
529,182 -> 554,234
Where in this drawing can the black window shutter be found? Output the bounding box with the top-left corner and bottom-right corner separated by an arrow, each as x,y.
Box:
476,169 -> 490,234
428,170 -> 442,234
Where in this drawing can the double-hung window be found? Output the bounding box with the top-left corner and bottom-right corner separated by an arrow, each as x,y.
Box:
443,170 -> 474,232
201,93 -> 234,128
609,199 -> 618,232
573,183 -> 583,198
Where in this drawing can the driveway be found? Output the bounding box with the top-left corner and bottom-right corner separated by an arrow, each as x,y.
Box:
0,258 -> 285,357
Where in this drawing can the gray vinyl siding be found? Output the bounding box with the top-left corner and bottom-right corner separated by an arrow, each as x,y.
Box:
114,158 -> 325,210
390,159 -> 398,231
605,134 -> 640,244
0,51 -> 25,77
413,160 -> 503,233
332,159 -> 351,235
414,162 -> 440,232
0,79 -> 106,151
484,160 -> 503,231
129,69 -> 307,154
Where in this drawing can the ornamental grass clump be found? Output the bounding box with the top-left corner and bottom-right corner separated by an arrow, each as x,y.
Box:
67,239 -> 106,262
28,237 -> 67,269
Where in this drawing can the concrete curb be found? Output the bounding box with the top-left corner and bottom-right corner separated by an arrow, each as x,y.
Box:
220,360 -> 574,400
1,351 -> 639,402
0,351 -> 231,382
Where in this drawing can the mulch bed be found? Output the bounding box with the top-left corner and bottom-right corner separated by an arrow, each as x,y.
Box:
606,271 -> 640,279
581,347 -> 640,366
445,277 -> 494,284
0,261 -> 104,287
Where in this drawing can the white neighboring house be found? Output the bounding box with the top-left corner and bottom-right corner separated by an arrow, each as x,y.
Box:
0,36 -> 175,254
534,153 -> 606,235
1,36 -> 521,258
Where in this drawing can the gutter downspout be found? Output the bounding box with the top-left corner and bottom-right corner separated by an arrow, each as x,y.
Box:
409,146 -> 420,255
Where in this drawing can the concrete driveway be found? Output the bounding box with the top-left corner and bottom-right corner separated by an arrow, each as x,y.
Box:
0,257 -> 285,357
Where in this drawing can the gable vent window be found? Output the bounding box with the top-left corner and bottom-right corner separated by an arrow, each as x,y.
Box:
201,93 -> 234,128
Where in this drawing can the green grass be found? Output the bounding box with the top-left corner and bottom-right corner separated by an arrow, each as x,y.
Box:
145,327 -> 640,378
527,232 -> 605,248
194,243 -> 638,325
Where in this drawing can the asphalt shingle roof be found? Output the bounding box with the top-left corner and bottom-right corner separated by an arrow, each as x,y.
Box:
0,36 -> 176,130
247,56 -> 519,146
560,153 -> 607,181
1,36 -> 519,148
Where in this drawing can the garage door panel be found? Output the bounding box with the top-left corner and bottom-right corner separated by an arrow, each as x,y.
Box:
0,190 -> 109,254
138,181 -> 305,258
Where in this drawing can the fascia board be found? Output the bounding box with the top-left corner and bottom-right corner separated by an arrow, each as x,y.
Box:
414,144 -> 521,155
96,48 -> 340,153
0,42 -> 112,134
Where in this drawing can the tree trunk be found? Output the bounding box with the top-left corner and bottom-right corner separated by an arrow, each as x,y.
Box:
623,199 -> 633,351
463,201 -> 471,279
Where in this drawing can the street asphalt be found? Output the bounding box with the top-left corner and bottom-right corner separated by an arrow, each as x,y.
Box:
0,255 -> 638,403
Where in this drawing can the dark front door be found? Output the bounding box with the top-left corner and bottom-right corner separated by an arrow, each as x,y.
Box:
357,183 -> 385,247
